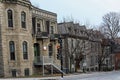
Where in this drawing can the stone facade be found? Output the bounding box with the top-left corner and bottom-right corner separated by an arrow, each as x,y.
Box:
58,22 -> 102,73
85,30 -> 102,71
58,22 -> 88,72
0,0 -> 59,77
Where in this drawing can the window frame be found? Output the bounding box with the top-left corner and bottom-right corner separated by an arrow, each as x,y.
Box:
24,68 -> 30,76
7,9 -> 13,27
37,23 -> 41,32
11,69 -> 17,77
50,26 -> 54,34
23,41 -> 28,60
48,44 -> 53,57
21,11 -> 26,28
9,41 -> 15,60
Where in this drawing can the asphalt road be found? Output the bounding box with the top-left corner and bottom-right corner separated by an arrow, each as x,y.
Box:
59,71 -> 120,80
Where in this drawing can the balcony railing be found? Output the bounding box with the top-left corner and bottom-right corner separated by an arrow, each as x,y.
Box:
34,56 -> 60,66
34,56 -> 42,65
50,34 -> 60,40
36,32 -> 48,39
34,56 -> 64,75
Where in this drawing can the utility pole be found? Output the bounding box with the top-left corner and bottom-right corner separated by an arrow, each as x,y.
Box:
58,36 -> 63,78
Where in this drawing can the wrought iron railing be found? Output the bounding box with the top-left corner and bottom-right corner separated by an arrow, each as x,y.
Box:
36,32 -> 48,39
50,34 -> 60,40
34,56 -> 64,74
34,56 -> 60,68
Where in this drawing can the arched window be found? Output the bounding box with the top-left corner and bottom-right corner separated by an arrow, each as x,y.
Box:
7,9 -> 13,27
21,11 -> 26,28
9,41 -> 15,60
23,41 -> 28,59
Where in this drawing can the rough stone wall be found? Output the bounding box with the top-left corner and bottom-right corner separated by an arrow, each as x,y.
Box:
0,0 -> 58,77
1,2 -> 34,77
0,3 -> 4,77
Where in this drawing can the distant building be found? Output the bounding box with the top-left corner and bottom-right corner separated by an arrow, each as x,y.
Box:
100,39 -> 115,71
112,38 -> 120,70
58,22 -> 102,73
85,30 -> 102,71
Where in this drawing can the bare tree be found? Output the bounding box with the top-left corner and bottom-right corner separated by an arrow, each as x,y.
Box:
68,39 -> 84,72
98,12 -> 120,71
98,39 -> 111,71
100,12 -> 120,40
58,20 -> 86,73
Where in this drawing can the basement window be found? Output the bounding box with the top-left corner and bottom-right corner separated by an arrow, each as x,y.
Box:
24,68 -> 29,76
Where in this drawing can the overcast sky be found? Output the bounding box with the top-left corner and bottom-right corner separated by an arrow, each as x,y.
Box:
30,0 -> 120,26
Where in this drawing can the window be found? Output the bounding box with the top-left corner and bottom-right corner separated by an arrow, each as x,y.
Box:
21,11 -> 26,28
11,69 -> 16,77
50,26 -> 54,34
23,41 -> 28,59
7,9 -> 13,27
48,44 -> 53,57
68,27 -> 71,32
91,56 -> 94,66
9,41 -> 15,60
37,23 -> 41,32
74,29 -> 77,34
46,21 -> 50,34
24,68 -> 29,76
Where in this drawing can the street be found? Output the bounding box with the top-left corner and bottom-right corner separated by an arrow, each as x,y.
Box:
59,71 -> 120,80
0,71 -> 120,80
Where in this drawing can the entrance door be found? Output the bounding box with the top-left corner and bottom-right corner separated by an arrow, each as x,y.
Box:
34,43 -> 40,62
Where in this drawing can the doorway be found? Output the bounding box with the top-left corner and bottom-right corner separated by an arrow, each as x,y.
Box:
34,43 -> 40,62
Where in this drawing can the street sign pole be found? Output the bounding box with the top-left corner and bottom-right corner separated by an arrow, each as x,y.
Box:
58,36 -> 63,78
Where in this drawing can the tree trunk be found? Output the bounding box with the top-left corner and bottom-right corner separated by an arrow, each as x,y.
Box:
75,59 -> 77,72
70,58 -> 72,73
98,63 -> 102,71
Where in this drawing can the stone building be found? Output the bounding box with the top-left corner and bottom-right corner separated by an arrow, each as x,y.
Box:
85,30 -> 102,71
99,39 -> 115,71
58,22 -> 86,72
0,0 -> 60,77
58,22 -> 102,73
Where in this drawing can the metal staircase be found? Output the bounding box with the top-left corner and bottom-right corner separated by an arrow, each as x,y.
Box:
34,56 -> 65,75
